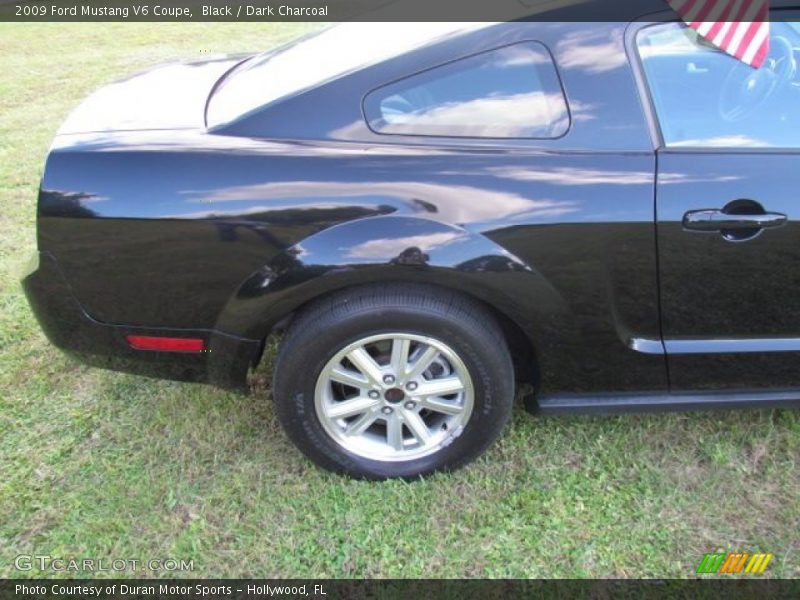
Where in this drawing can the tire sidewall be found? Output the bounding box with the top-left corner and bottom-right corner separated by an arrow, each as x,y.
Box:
274,306 -> 513,479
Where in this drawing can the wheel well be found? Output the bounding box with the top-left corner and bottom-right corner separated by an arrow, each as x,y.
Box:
260,281 -> 540,388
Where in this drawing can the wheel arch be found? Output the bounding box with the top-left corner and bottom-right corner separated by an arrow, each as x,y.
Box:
275,279 -> 539,387
214,215 -> 579,389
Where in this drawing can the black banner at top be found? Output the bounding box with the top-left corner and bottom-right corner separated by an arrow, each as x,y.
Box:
4,0 -> 798,23
2,0 -> 683,22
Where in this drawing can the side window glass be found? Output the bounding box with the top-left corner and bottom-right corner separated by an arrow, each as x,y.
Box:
637,21 -> 800,148
363,42 -> 569,138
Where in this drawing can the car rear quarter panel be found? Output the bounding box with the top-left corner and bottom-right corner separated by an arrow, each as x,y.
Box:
38,22 -> 665,396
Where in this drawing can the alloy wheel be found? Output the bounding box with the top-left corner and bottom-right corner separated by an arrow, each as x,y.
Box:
314,333 -> 474,461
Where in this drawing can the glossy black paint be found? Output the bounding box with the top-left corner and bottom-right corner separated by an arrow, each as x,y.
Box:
22,17 -> 800,411
656,152 -> 800,390
23,252 -> 260,392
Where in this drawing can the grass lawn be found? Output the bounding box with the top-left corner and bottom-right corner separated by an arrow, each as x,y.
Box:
1,23 -> 798,579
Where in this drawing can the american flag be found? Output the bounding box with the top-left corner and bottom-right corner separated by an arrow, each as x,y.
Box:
667,0 -> 770,68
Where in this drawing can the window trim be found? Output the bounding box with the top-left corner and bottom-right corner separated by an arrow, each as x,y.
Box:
625,19 -> 671,151
360,40 -> 572,141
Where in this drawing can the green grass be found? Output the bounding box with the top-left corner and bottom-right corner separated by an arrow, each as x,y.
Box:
1,23 -> 798,579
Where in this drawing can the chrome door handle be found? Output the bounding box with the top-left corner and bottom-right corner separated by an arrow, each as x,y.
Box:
683,209 -> 787,232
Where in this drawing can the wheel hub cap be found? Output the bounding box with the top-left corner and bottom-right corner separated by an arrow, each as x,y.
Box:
384,388 -> 405,403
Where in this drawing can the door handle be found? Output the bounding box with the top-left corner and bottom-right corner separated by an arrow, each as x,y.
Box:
683,209 -> 787,232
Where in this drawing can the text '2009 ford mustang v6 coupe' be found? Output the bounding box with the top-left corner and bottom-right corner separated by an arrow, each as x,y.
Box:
23,11 -> 800,478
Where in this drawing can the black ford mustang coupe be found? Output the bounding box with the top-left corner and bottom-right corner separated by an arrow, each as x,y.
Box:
23,9 -> 800,478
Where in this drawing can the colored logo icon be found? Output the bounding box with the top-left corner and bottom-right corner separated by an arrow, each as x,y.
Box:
697,553 -> 773,574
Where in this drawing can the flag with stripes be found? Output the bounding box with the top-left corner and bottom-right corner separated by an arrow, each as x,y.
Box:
667,0 -> 770,68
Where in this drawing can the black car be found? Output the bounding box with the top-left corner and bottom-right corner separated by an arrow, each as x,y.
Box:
23,12 -> 800,478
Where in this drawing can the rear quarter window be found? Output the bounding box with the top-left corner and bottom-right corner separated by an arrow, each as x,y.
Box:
363,42 -> 569,139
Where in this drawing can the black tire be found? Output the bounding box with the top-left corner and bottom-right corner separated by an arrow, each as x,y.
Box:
272,283 -> 515,479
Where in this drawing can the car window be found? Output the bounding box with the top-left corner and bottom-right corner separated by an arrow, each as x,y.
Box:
637,21 -> 800,148
363,42 -> 569,138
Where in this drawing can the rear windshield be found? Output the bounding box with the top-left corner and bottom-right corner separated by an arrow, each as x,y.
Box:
206,22 -> 493,129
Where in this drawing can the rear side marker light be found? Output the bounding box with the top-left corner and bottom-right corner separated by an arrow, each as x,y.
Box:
125,335 -> 206,353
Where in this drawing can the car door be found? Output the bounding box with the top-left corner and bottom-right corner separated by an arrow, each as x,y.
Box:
636,18 -> 800,391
